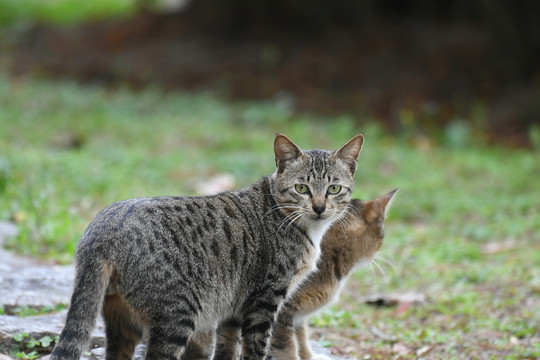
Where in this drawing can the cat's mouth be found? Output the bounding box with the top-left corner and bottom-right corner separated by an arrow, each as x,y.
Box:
310,213 -> 330,221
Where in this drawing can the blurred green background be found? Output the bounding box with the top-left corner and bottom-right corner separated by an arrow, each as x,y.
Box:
0,1 -> 539,359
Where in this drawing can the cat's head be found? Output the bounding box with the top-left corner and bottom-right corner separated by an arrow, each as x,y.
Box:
346,189 -> 398,260
272,134 -> 364,225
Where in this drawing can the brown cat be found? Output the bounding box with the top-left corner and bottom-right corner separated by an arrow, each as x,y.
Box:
183,190 -> 397,360
270,190 -> 397,360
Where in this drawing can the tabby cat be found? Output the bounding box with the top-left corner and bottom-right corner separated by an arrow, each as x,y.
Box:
182,190 -> 397,360
49,133 -> 364,360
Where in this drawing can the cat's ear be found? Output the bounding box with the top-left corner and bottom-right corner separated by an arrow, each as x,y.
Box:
274,134 -> 304,172
333,134 -> 364,175
363,189 -> 398,223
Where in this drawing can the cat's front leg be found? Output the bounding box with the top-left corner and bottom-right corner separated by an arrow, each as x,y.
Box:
269,313 -> 300,360
295,322 -> 332,360
239,303 -> 280,360
214,320 -> 242,360
295,321 -> 314,360
144,310 -> 196,360
240,316 -> 273,360
182,330 -> 216,360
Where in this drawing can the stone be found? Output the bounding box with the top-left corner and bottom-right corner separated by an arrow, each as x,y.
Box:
0,311 -> 105,355
0,221 -> 17,244
0,265 -> 74,312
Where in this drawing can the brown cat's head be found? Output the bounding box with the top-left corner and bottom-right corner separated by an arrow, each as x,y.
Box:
325,189 -> 397,268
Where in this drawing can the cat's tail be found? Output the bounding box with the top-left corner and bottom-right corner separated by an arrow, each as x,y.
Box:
50,256 -> 111,360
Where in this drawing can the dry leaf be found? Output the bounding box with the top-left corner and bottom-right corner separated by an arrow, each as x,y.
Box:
481,239 -> 521,254
392,342 -> 413,355
416,344 -> 437,357
369,326 -> 397,342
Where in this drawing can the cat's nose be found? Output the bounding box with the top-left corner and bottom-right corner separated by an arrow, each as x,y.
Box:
312,203 -> 326,215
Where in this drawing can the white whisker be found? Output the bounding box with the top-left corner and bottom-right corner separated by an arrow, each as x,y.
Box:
283,211 -> 306,235
373,253 -> 397,273
371,258 -> 389,284
276,210 -> 301,234
368,262 -> 377,283
264,203 -> 304,219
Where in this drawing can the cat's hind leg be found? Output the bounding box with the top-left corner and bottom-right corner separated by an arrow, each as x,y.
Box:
102,294 -> 144,360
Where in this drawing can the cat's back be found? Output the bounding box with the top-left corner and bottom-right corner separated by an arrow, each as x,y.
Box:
79,196 -> 187,246
76,182 -> 270,263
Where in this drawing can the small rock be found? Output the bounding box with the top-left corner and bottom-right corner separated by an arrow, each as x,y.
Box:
0,265 -> 74,310
509,336 -> 520,345
0,221 -> 17,244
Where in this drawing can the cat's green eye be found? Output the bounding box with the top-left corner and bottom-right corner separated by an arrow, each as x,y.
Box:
327,185 -> 342,195
295,184 -> 309,194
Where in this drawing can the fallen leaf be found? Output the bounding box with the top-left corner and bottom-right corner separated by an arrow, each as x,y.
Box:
394,301 -> 413,316
392,342 -> 413,355
481,239 -> 521,254
369,326 -> 397,342
416,344 -> 437,357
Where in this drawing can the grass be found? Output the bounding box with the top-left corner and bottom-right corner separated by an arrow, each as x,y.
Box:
0,0 -> 134,26
1,304 -> 67,318
1,75 -> 539,359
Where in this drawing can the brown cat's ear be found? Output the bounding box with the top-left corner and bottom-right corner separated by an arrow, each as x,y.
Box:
363,189 -> 398,223
333,134 -> 364,175
274,134 -> 304,173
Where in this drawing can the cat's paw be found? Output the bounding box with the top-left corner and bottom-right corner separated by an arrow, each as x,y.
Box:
311,355 -> 333,360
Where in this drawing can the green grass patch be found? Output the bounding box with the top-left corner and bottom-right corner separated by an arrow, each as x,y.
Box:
10,333 -> 57,359
6,304 -> 67,318
0,0 -> 134,26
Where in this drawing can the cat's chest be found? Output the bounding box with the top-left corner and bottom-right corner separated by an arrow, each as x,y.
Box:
306,219 -> 334,249
287,218 -> 334,297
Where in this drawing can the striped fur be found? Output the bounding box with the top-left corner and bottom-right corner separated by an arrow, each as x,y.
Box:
186,190 -> 396,360
49,134 -> 363,360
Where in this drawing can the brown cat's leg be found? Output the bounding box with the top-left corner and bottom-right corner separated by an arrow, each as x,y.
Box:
182,330 -> 215,360
270,313 -> 300,360
102,294 -> 143,360
295,321 -> 314,360
214,320 -> 242,360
